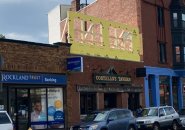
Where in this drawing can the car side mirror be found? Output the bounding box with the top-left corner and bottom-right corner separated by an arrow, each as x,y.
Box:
107,118 -> 114,123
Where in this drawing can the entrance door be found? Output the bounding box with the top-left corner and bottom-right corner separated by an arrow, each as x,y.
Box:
128,93 -> 140,111
104,93 -> 117,109
9,89 -> 30,130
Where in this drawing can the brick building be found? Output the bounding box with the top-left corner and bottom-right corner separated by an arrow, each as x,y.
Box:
48,0 -> 184,128
0,39 -> 70,130
2,0 -> 184,130
0,0 -> 183,130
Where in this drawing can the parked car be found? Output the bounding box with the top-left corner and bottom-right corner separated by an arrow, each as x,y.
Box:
178,108 -> 185,129
70,108 -> 137,130
0,111 -> 13,130
136,106 -> 180,130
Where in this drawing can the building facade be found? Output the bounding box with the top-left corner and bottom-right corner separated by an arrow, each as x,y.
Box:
2,1 -> 185,130
51,0 -> 179,128
170,0 -> 185,109
0,39 -> 70,130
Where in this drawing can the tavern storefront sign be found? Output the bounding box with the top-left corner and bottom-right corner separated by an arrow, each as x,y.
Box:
93,73 -> 131,84
76,85 -> 142,93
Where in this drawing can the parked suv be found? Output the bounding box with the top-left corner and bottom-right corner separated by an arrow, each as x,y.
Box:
136,106 -> 180,130
70,108 -> 137,130
0,111 -> 13,130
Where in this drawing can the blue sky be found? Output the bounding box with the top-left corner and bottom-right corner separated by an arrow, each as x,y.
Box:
0,0 -> 94,43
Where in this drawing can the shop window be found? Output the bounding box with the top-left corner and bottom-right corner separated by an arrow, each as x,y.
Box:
172,77 -> 179,110
0,87 -> 7,110
30,89 -> 47,129
80,93 -> 96,115
160,76 -> 170,106
159,42 -> 167,63
160,84 -> 170,106
47,88 -> 64,128
148,75 -> 154,107
30,88 -> 64,129
175,46 -> 180,63
157,6 -> 164,27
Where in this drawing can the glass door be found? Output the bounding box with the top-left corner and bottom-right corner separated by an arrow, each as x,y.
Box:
9,89 -> 30,130
16,89 -> 29,130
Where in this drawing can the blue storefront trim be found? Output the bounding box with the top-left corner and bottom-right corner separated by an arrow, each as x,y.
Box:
0,72 -> 67,85
144,66 -> 183,109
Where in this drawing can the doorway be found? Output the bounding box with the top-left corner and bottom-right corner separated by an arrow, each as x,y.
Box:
9,88 -> 30,130
128,93 -> 140,111
104,93 -> 117,109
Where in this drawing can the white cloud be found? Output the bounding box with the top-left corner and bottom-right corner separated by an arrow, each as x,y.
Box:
5,32 -> 39,42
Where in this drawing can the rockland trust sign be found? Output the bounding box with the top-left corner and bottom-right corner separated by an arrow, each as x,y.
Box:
1,72 -> 67,85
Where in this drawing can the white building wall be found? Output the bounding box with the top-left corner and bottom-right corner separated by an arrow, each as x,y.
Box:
48,5 -> 70,44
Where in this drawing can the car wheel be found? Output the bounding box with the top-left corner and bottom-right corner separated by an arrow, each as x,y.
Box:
128,126 -> 135,130
153,123 -> 160,130
172,121 -> 178,130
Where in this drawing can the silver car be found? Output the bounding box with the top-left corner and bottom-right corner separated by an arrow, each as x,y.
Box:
136,106 -> 180,130
178,108 -> 185,128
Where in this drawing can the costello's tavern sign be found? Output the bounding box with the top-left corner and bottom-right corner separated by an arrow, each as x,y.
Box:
93,73 -> 131,84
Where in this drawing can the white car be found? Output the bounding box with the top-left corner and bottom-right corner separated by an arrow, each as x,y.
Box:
178,108 -> 185,128
0,111 -> 13,130
136,106 -> 180,130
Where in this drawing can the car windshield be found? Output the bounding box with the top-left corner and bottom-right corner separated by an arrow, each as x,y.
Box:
83,111 -> 108,122
142,108 -> 158,117
0,113 -> 11,124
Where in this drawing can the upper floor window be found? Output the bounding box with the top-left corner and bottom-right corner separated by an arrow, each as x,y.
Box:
175,46 -> 180,63
159,42 -> 167,63
173,13 -> 178,20
182,14 -> 185,28
184,47 -> 185,62
157,6 -> 164,27
173,13 -> 178,27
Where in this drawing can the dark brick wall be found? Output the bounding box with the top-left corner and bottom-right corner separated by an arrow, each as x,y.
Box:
0,39 -> 70,73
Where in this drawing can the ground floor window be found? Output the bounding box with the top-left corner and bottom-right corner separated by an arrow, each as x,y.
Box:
148,75 -> 154,107
160,84 -> 170,106
80,93 -> 96,115
172,77 -> 178,110
0,86 -> 7,110
6,87 -> 65,130
159,76 -> 170,106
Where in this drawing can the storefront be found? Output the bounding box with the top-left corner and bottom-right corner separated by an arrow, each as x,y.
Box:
0,71 -> 67,130
76,72 -> 143,118
137,66 -> 183,110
